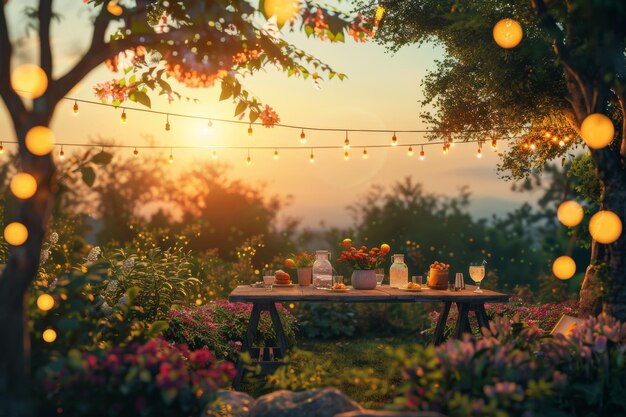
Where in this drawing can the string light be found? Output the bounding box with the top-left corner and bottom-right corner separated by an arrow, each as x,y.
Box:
168,148 -> 174,164
121,108 -> 127,124
0,142 -> 3,154
212,150 -> 217,159
344,150 -> 349,160
36,294 -> 55,311
246,149 -> 252,165
491,138 -> 497,150
407,146 -> 413,156
476,143 -> 483,158
442,143 -> 448,155
248,124 -> 253,138
309,149 -> 315,163
419,145 -> 425,160
73,101 -> 79,115
133,148 -> 139,157
300,129 -> 306,144
4,222 -> 28,246
165,114 -> 171,131
274,149 -> 279,160
59,146 -> 65,160
544,132 -> 551,139
448,136 -> 455,148
362,148 -> 368,159
391,132 -> 398,146
559,139 -> 565,147
42,328 -> 57,343
207,119 -> 213,127
529,141 -> 536,151
344,131 -> 350,149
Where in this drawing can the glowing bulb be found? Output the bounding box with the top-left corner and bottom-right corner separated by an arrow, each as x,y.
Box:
212,151 -> 218,160
121,109 -> 127,123
107,0 -> 123,16
476,147 -> 483,158
25,126 -> 54,156
168,152 -> 174,164
442,144 -> 448,155
375,5 -> 385,22
165,121 -> 171,131
274,149 -> 279,160
300,130 -> 306,144
530,142 -> 536,151
42,329 -> 57,343
4,222 -> 28,246
407,146 -> 413,156
545,132 -> 551,138
133,148 -> 139,157
208,119 -> 213,127
11,63 -> 48,99
73,101 -> 79,115
493,18 -> 523,49
552,256 -> 576,280
261,0 -> 300,27
248,125 -> 253,138
344,151 -> 349,160
580,113 -> 614,149
59,147 -> 65,160
391,133 -> 398,146
557,201 -> 584,227
10,173 -> 37,199
448,137 -> 455,148
362,149 -> 368,159
246,156 -> 252,165
589,210 -> 622,244
559,139 -> 565,147
37,294 -> 55,311
309,150 -> 315,163
0,143 -> 4,154
491,139 -> 497,150
419,149 -> 425,160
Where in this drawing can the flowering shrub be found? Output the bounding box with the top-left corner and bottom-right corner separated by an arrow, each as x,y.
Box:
38,338 -> 234,417
396,313 -> 626,417
166,300 -> 297,362
428,297 -> 579,339
338,243 -> 389,270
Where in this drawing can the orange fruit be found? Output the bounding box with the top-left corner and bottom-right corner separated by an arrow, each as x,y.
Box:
284,258 -> 296,268
341,238 -> 353,248
380,243 -> 390,254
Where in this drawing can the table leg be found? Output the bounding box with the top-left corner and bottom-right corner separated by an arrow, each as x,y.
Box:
433,301 -> 452,345
475,303 -> 490,332
268,303 -> 288,356
233,302 -> 263,389
454,302 -> 471,339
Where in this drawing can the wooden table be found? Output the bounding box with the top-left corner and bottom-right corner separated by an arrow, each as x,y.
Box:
228,284 -> 509,388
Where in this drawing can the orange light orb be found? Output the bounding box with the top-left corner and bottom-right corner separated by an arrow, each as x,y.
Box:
589,210 -> 622,244
580,113 -> 614,149
36,294 -> 55,311
552,256 -> 576,280
10,173 -> 37,199
11,64 -> 48,99
42,329 -> 57,343
25,126 -> 55,155
493,18 -> 523,49
4,222 -> 28,246
262,0 -> 300,27
107,1 -> 123,16
557,201 -> 584,227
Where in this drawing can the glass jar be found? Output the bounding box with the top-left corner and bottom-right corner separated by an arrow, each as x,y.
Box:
312,250 -> 332,289
389,254 -> 408,288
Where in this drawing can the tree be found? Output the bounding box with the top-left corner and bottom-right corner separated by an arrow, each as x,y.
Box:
368,0 -> 626,319
0,1 -> 374,414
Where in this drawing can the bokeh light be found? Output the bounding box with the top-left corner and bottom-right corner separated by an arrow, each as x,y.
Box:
42,329 -> 57,343
25,126 -> 55,156
36,294 -> 55,311
262,0 -> 300,26
580,113 -> 614,149
10,64 -> 48,99
557,200 -> 584,227
4,222 -> 28,246
552,256 -> 576,280
107,1 -> 123,16
10,173 -> 37,199
589,210 -> 622,244
493,18 -> 523,49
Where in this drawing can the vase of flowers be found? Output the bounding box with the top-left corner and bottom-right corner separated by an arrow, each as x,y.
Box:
284,252 -> 315,286
338,241 -> 390,290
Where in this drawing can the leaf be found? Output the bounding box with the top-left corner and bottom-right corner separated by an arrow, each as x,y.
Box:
220,82 -> 233,101
147,320 -> 169,336
234,100 -> 247,116
80,166 -> 96,187
129,91 -> 151,108
157,78 -> 172,93
91,151 -> 113,165
249,110 -> 259,123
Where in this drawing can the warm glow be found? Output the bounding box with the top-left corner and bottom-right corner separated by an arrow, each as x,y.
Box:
121,109 -> 127,123
407,146 -> 413,156
73,101 -> 79,115
557,201 -> 584,227
309,150 -> 315,163
344,151 -> 349,160
248,125 -> 253,137
552,256 -> 576,280
493,18 -> 523,49
212,151 -> 217,159
25,126 -> 55,156
4,222 -> 28,246
11,64 -> 48,99
391,134 -> 398,146
107,1 -> 123,16
42,329 -> 57,343
168,153 -> 174,164
362,149 -> 368,159
589,210 -> 622,244
133,148 -> 139,157
300,130 -> 306,144
419,149 -> 425,160
37,294 -> 55,311
580,113 -> 614,149
10,173 -> 38,199
246,155 -> 252,165
262,0 -> 300,26
274,149 -> 279,160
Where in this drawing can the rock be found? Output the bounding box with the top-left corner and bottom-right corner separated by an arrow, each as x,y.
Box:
249,388 -> 362,417
335,411 -> 446,417
203,389 -> 254,417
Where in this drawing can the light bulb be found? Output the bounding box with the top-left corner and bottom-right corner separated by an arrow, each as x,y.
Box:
212,150 -> 217,160
25,126 -> 54,156
59,147 -> 65,160
442,144 -> 448,154
274,149 -> 279,160
391,133 -> 398,146
362,149 -> 368,159
10,173 -> 37,199
493,18 -> 523,49
248,125 -> 253,138
11,63 -> 48,99
545,132 -> 551,138
246,156 -> 252,165
37,294 -> 55,311
208,119 -> 213,127
419,147 -> 425,160
73,101 -> 79,115
42,328 -> 57,343
491,139 -> 497,150
477,147 -> 483,158
133,148 -> 139,157
344,132 -> 350,149
168,152 -> 174,164
530,142 -> 536,151
300,130 -> 306,144
121,109 -> 127,123
407,146 -> 413,156
448,137 -> 455,148
344,151 -> 349,160
4,222 -> 28,246
309,150 -> 315,163
559,139 -> 565,147
0,143 -> 4,154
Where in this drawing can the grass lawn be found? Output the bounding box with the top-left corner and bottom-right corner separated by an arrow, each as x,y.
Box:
238,334 -> 428,409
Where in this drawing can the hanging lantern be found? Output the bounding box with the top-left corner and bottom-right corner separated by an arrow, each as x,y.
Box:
25,126 -> 54,156
580,113 -> 614,149
11,64 -> 48,99
493,18 -> 523,49
37,294 -> 55,311
10,173 -> 37,200
42,329 -> 57,343
4,222 -> 28,246
557,201 -> 584,227
552,256 -> 576,280
589,210 -> 622,244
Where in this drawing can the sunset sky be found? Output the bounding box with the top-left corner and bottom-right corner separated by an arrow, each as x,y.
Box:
0,1 -> 538,228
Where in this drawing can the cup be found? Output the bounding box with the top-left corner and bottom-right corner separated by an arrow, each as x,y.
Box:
263,275 -> 275,291
375,268 -> 385,286
332,275 -> 344,287
412,276 -> 423,285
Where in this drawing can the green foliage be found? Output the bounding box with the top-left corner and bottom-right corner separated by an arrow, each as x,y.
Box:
295,302 -> 357,339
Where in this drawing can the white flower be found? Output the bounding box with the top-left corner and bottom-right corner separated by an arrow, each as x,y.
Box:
40,249 -> 50,264
122,257 -> 135,273
49,232 -> 59,244
118,294 -> 128,306
105,280 -> 118,297
86,246 -> 101,263
101,301 -> 113,316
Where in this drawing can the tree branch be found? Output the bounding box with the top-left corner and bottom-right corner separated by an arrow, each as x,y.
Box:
0,1 -> 26,123
38,0 -> 53,79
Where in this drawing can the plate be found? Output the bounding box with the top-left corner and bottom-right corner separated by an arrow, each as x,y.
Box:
330,287 -> 351,292
399,287 -> 422,292
273,283 -> 295,287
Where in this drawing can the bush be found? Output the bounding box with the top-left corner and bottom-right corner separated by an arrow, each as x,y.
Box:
166,300 -> 298,362
37,338 -> 234,417
295,302 -> 357,339
395,313 -> 626,417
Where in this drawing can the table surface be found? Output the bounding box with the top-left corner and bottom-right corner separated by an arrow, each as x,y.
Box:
228,284 -> 510,303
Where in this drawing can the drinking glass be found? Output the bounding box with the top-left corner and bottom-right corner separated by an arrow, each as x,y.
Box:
332,275 -> 344,287
375,268 -> 385,286
263,269 -> 274,291
412,276 -> 423,285
469,261 -> 486,293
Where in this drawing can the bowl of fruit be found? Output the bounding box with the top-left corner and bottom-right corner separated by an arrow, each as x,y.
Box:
428,261 -> 450,290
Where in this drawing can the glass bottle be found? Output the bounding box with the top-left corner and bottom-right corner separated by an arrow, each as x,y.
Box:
313,250 -> 332,289
389,254 -> 408,288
